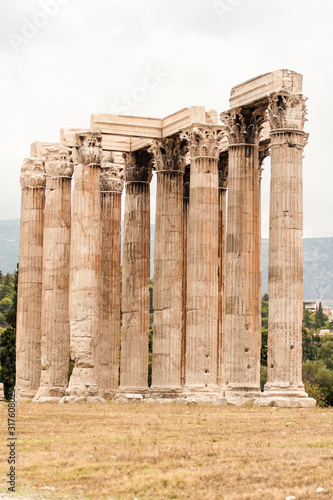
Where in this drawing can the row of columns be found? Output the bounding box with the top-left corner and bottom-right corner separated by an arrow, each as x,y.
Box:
15,92 -> 315,406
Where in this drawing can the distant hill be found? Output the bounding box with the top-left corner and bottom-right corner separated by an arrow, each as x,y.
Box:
0,219 -> 20,274
261,238 -> 333,301
1,219 -> 332,301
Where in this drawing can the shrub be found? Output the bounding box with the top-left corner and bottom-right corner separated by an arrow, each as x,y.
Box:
260,365 -> 267,391
304,380 -> 327,407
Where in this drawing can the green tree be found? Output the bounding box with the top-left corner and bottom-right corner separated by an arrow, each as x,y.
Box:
317,340 -> 333,370
304,380 -> 327,407
315,302 -> 328,329
303,308 -> 316,330
0,296 -> 13,315
315,366 -> 333,406
0,267 -> 18,400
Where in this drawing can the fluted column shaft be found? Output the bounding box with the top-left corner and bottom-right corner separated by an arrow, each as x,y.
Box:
262,92 -> 313,402
220,107 -> 265,399
119,153 -> 151,392
35,148 -> 73,401
99,163 -> 123,398
185,156 -> 219,392
66,133 -> 103,400
149,138 -> 186,395
16,159 -> 45,398
266,129 -> 305,393
180,126 -> 223,398
224,145 -> 261,394
182,167 -> 190,387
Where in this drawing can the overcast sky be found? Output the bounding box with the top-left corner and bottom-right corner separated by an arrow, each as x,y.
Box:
1,0 -> 332,238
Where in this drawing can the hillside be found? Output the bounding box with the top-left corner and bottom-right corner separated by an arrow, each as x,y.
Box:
0,219 -> 20,275
1,219 -> 332,301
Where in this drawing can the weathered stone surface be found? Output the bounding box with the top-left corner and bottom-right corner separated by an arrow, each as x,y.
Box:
256,396 -> 316,408
218,156 -> 228,388
16,70 -> 315,407
117,152 -> 152,395
65,133 -> 103,401
16,158 -> 45,399
181,126 -> 224,398
149,138 -> 187,396
98,160 -> 123,398
264,93 -> 309,402
229,69 -> 303,109
34,147 -> 73,401
221,108 -> 265,400
182,166 -> 190,387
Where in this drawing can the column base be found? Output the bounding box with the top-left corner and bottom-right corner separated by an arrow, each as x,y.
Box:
98,389 -> 117,400
59,395 -> 106,403
33,396 -> 62,403
15,386 -> 38,400
148,386 -> 183,400
182,384 -> 219,402
217,384 -> 262,406
114,387 -> 149,402
261,383 -> 316,407
64,367 -> 102,402
257,396 -> 316,408
33,385 -> 67,402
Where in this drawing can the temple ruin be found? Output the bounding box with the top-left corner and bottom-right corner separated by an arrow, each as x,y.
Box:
15,69 -> 316,407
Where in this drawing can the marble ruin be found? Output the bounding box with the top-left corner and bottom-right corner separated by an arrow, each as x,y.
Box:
15,70 -> 316,407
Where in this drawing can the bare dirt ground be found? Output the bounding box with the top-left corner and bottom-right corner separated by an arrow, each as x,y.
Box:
1,402 -> 332,499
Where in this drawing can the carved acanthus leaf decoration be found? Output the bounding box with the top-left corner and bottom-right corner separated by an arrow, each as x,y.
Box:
20,158 -> 45,189
148,138 -> 188,173
268,93 -> 307,130
220,107 -> 266,146
123,151 -> 153,184
259,146 -> 270,167
45,146 -> 74,178
180,125 -> 225,159
100,161 -> 124,193
75,132 -> 103,166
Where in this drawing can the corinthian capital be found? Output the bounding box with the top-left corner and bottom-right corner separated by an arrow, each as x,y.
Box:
75,132 -> 103,166
45,146 -> 74,178
20,158 -> 45,189
100,161 -> 124,193
123,150 -> 153,184
148,137 -> 188,173
180,125 -> 225,159
220,106 -> 266,146
268,92 -> 307,130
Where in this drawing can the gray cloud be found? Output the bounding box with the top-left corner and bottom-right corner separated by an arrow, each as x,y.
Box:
0,0 -> 332,237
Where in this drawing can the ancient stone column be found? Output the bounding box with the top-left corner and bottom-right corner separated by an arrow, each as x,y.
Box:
34,147 -> 74,402
182,166 -> 190,386
149,138 -> 187,397
16,158 -> 45,399
220,107 -> 265,402
218,156 -> 228,388
181,126 -> 224,400
65,132 -> 103,402
117,151 -> 152,396
263,93 -> 315,407
98,160 -> 124,399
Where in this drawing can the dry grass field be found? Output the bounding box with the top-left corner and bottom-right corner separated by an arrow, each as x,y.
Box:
1,402 -> 333,500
